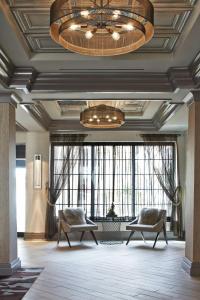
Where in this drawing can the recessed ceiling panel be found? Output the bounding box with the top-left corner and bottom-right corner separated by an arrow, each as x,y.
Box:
5,0 -> 196,54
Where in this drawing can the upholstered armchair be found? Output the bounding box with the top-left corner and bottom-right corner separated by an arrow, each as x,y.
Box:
126,208 -> 168,248
57,208 -> 98,247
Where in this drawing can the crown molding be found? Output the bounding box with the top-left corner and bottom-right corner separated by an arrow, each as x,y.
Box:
190,51 -> 200,88
49,119 -> 157,133
19,100 -> 183,132
152,102 -> 182,129
8,67 -> 198,94
16,121 -> 28,132
21,102 -> 51,130
0,49 -> 14,87
9,67 -> 38,94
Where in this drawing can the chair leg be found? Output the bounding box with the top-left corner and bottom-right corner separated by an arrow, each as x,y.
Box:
153,232 -> 160,249
126,231 -> 135,245
57,222 -> 61,245
80,231 -> 85,242
63,231 -> 71,248
163,223 -> 168,245
90,231 -> 98,245
141,232 -> 145,243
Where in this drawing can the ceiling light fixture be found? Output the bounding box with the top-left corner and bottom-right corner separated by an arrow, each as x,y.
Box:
80,104 -> 125,129
50,0 -> 154,56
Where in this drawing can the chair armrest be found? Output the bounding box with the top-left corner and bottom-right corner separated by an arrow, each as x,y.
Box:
129,217 -> 138,225
60,220 -> 71,233
152,219 -> 164,231
86,218 -> 96,225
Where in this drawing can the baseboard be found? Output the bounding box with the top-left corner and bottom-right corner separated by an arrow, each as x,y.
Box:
0,258 -> 21,276
24,232 -> 45,240
182,257 -> 200,276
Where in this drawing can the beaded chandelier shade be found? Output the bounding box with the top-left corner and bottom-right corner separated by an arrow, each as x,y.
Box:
80,105 -> 125,128
50,0 -> 154,56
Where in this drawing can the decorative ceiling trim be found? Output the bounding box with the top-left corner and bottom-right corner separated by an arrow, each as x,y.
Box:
49,119 -> 157,132
152,102 -> 182,129
16,121 -> 28,132
19,100 -> 182,133
21,102 -> 51,130
9,67 -> 38,93
0,0 -> 31,58
0,49 -> 14,87
8,66 -> 198,94
190,51 -> 200,88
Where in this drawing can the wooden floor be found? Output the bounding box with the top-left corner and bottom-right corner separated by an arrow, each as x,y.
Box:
19,239 -> 200,300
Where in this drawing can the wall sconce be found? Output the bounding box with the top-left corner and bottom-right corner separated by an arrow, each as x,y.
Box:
33,154 -> 42,189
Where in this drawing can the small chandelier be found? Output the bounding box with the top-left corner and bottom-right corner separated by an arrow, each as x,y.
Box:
50,0 -> 154,56
80,104 -> 125,128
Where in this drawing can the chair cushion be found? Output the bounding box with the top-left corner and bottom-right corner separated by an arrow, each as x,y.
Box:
138,208 -> 159,225
63,208 -> 86,225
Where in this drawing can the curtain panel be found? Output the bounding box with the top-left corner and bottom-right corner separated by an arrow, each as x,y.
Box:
141,134 -> 183,238
45,134 -> 87,239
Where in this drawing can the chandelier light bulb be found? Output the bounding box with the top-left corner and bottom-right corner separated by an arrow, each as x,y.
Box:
85,30 -> 94,39
112,31 -> 120,41
113,116 -> 117,120
69,24 -> 80,31
93,115 -> 97,119
106,115 -> 110,119
97,119 -> 100,123
108,119 -> 112,122
80,10 -> 89,18
124,23 -> 135,31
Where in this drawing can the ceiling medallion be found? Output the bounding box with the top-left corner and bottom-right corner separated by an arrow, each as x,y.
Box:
50,0 -> 154,56
80,104 -> 125,128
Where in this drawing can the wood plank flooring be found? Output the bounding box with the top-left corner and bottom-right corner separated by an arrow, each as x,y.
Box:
18,239 -> 200,300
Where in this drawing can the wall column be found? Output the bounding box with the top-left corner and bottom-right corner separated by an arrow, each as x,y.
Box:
182,91 -> 200,276
0,93 -> 21,276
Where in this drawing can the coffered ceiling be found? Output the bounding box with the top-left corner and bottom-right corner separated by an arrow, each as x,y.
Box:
0,1 -> 199,133
6,0 -> 197,54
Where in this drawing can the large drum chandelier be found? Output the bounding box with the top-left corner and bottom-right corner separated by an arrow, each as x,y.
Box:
50,0 -> 154,56
80,104 -> 125,128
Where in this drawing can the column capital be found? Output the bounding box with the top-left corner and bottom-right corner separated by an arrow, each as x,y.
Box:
0,92 -> 22,107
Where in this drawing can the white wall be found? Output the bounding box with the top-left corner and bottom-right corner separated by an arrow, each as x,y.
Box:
16,131 -> 49,235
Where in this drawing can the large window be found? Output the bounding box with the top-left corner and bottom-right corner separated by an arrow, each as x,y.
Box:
52,143 -> 174,219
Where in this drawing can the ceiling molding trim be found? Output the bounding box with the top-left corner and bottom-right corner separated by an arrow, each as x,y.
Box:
168,67 -> 195,90
9,67 -> 38,93
16,121 -> 28,132
8,67 -> 199,93
152,102 -> 183,129
0,48 -> 14,87
28,71 -> 174,93
20,102 -> 51,130
190,51 -> 200,88
49,119 -> 157,133
0,0 -> 31,58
